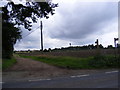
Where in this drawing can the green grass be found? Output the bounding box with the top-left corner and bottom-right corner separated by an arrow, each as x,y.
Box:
2,57 -> 17,70
20,55 -> 93,69
19,54 -> 119,69
19,55 -> 93,69
89,55 -> 120,68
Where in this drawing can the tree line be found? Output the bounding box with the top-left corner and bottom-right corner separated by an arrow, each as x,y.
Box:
14,44 -> 116,53
44,44 -> 115,52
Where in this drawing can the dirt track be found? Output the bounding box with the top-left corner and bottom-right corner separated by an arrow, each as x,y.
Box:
3,56 -> 70,81
2,56 -> 117,82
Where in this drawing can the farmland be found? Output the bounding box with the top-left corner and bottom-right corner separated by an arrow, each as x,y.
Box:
18,49 -> 119,69
3,48 -> 119,83
17,49 -> 117,58
3,48 -> 119,70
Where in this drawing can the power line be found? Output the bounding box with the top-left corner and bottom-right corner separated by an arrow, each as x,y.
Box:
15,26 -> 41,50
22,26 -> 40,39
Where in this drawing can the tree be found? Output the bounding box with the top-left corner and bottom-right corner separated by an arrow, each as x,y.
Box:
107,45 -> 114,49
99,44 -> 104,49
2,22 -> 22,58
3,2 -> 58,30
2,1 -> 58,59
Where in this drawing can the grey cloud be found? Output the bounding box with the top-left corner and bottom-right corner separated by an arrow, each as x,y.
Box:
48,2 -> 117,40
15,27 -> 41,50
15,39 -> 40,50
14,1 -> 118,50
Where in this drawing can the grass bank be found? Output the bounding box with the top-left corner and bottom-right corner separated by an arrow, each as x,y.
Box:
19,55 -> 119,69
89,55 -> 119,68
20,55 -> 92,69
2,57 -> 17,70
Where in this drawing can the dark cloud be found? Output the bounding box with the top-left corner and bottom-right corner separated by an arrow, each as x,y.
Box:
14,1 -> 118,50
48,2 -> 117,40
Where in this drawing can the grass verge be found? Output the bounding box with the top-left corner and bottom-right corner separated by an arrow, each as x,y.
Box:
2,57 -> 17,70
19,55 -> 93,69
19,54 -> 119,69
89,55 -> 119,68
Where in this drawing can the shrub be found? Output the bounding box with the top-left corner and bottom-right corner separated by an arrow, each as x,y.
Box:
89,55 -> 119,68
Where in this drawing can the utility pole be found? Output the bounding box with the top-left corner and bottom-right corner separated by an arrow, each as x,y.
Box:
40,21 -> 43,51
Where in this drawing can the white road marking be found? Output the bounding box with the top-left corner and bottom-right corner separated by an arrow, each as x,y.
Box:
105,71 -> 119,74
70,74 -> 89,78
28,79 -> 51,82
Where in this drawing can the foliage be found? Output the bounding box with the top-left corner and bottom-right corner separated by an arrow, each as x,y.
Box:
2,22 -> 22,59
19,54 -> 119,69
2,1 -> 58,59
107,45 -> 114,49
2,1 -> 58,30
89,55 -> 119,68
50,44 -> 104,51
2,57 -> 17,70
19,55 -> 92,69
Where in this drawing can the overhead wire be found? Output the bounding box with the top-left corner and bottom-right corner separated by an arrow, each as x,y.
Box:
22,26 -> 40,39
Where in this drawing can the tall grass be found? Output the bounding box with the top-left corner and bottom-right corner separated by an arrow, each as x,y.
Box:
20,54 -> 119,69
2,57 -> 17,70
20,55 -> 93,69
89,55 -> 119,68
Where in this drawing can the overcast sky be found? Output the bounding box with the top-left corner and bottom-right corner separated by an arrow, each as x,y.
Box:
6,0 -> 118,50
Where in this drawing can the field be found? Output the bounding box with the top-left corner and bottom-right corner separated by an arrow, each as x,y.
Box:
17,49 -> 118,58
18,49 -> 120,69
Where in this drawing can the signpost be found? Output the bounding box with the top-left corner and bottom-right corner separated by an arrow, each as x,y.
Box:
114,38 -> 119,48
95,39 -> 100,55
95,39 -> 99,49
114,38 -> 119,59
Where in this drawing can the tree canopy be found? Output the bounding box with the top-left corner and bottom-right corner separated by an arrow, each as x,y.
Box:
2,1 -> 58,59
2,1 -> 58,30
2,22 -> 22,58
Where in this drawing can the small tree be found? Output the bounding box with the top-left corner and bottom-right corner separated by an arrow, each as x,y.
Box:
107,45 -> 114,49
99,44 -> 104,49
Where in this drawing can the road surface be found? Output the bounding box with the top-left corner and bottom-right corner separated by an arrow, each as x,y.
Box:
2,70 -> 119,88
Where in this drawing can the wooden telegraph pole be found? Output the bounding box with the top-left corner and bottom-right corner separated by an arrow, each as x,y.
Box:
40,21 -> 43,51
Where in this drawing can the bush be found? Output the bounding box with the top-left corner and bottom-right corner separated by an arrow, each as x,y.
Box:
89,55 -> 119,68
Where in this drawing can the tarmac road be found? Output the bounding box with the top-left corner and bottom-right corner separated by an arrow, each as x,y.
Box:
2,70 -> 119,88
